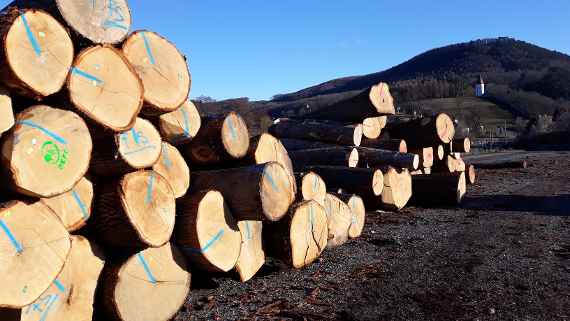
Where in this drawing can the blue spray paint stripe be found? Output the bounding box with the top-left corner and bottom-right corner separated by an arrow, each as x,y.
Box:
130,128 -> 140,145
71,68 -> 104,85
183,229 -> 224,254
103,20 -> 128,30
227,117 -> 237,140
264,172 -> 280,192
181,108 -> 191,137
245,222 -> 252,241
161,144 -> 172,169
20,13 -> 42,57
122,145 -> 157,156
0,219 -> 24,253
18,120 -> 67,145
145,172 -> 154,205
39,295 -> 59,321
312,176 -> 318,192
71,191 -> 89,219
137,253 -> 157,284
141,32 -> 156,65
54,279 -> 65,293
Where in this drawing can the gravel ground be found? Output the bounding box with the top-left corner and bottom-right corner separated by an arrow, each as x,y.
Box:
175,151 -> 570,321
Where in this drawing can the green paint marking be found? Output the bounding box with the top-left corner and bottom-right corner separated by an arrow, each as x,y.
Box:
41,141 -> 69,170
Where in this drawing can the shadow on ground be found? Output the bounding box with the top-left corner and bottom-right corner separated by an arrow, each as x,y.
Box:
463,194 -> 570,215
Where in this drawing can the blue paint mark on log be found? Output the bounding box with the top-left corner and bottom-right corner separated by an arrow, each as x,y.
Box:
122,145 -> 157,156
182,229 -> 224,254
245,222 -> 251,241
0,219 -> 24,253
21,13 -> 42,57
181,108 -> 191,137
71,190 -> 89,219
39,295 -> 59,321
227,116 -> 237,140
264,171 -> 280,192
161,144 -> 172,169
137,253 -> 157,284
312,175 -> 318,192
130,128 -> 140,145
71,67 -> 104,85
141,32 -> 156,65
54,279 -> 65,293
18,120 -> 67,145
145,172 -> 154,205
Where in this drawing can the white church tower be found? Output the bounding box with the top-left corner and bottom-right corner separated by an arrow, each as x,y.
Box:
475,75 -> 485,97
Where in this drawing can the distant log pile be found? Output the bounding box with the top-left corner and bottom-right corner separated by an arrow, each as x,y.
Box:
0,2 -> 489,319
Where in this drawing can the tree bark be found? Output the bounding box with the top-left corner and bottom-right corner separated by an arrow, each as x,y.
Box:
357,147 -> 419,170
152,142 -> 190,199
40,177 -> 93,232
453,137 -> 471,153
360,137 -> 408,153
269,118 -> 363,146
386,113 -> 456,147
190,163 -> 295,222
288,147 -> 359,171
408,147 -> 434,168
410,172 -> 467,206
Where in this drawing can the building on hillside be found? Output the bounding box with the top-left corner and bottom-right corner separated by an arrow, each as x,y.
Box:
475,75 -> 485,97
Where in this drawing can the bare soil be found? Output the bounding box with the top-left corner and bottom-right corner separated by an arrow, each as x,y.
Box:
175,151 -> 570,321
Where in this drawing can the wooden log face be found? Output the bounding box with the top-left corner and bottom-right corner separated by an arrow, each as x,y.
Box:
5,10 -> 74,97
260,162 -> 296,221
2,106 -> 92,197
116,118 -> 162,169
290,201 -> 328,269
362,116 -> 387,139
152,143 -> 190,199
381,168 -> 412,211
323,194 -> 351,248
369,82 -> 395,115
56,0 -> 131,44
68,45 -> 143,131
158,100 -> 201,145
178,191 -> 242,272
253,134 -> 297,198
346,195 -> 366,239
300,172 -> 326,207
20,236 -> 104,321
122,31 -> 191,113
112,244 -> 191,321
120,171 -> 176,247
0,88 -> 14,135
435,113 -> 455,144
467,164 -> 476,184
40,177 -> 93,232
221,112 -> 249,158
0,201 -> 71,308
236,220 -> 265,282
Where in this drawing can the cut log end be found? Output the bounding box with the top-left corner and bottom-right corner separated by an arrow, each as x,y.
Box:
221,112 -> 250,158
467,164 -> 477,185
176,190 -> 242,272
435,113 -> 456,144
436,145 -> 445,160
104,243 -> 191,321
323,194 -> 352,248
68,45 -> 143,131
158,100 -> 201,145
117,118 -> 162,169
381,167 -> 412,211
345,195 -> 366,239
4,9 -> 74,97
290,201 -> 328,268
40,177 -> 94,232
56,0 -> 132,44
369,82 -> 396,115
2,106 -> 92,198
152,143 -> 190,199
0,201 -> 71,308
122,30 -> 191,114
353,124 -> 363,146
348,148 -> 359,167
454,137 -> 471,153
300,171 -> 327,207
0,88 -> 14,135
236,220 -> 265,282
261,162 -> 296,221
372,169 -> 385,196
362,116 -> 387,139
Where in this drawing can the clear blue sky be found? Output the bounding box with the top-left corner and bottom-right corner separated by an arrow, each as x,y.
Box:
4,1 -> 570,100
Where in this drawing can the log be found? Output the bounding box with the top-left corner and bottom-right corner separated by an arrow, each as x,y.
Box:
190,163 -> 295,222
176,190 -> 241,272
453,137 -> 471,153
295,171 -> 327,207
269,118 -> 363,146
386,113 -> 456,146
68,45 -> 143,132
40,177 -> 93,232
1,105 -> 92,197
264,200 -> 328,269
152,142 -> 190,199
100,243 -> 191,321
360,137 -> 408,153
0,87 -> 13,135
288,147 -> 359,170
362,116 -> 387,139
235,220 -> 265,282
357,147 -> 419,170
0,201 -> 71,308
279,138 -> 347,152
408,147 -> 434,168
13,0 -> 132,45
454,156 -> 466,172
18,236 -> 104,321
306,166 -> 383,207
410,172 -> 467,206
323,193 -> 352,248
158,100 -> 201,145
93,170 -> 176,249
90,117 -> 162,177
435,145 -> 445,160
181,112 -> 249,166
411,167 -> 432,175
467,164 -> 476,185
433,155 -> 460,173
380,167 -> 412,211
336,194 -> 366,239
0,7 -> 74,99
122,30 -> 191,115
470,160 -> 528,169
305,82 -> 395,122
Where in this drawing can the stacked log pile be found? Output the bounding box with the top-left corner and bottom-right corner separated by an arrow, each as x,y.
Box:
0,2 -> 479,320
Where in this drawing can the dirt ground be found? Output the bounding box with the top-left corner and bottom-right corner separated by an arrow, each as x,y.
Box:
175,151 -> 570,321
